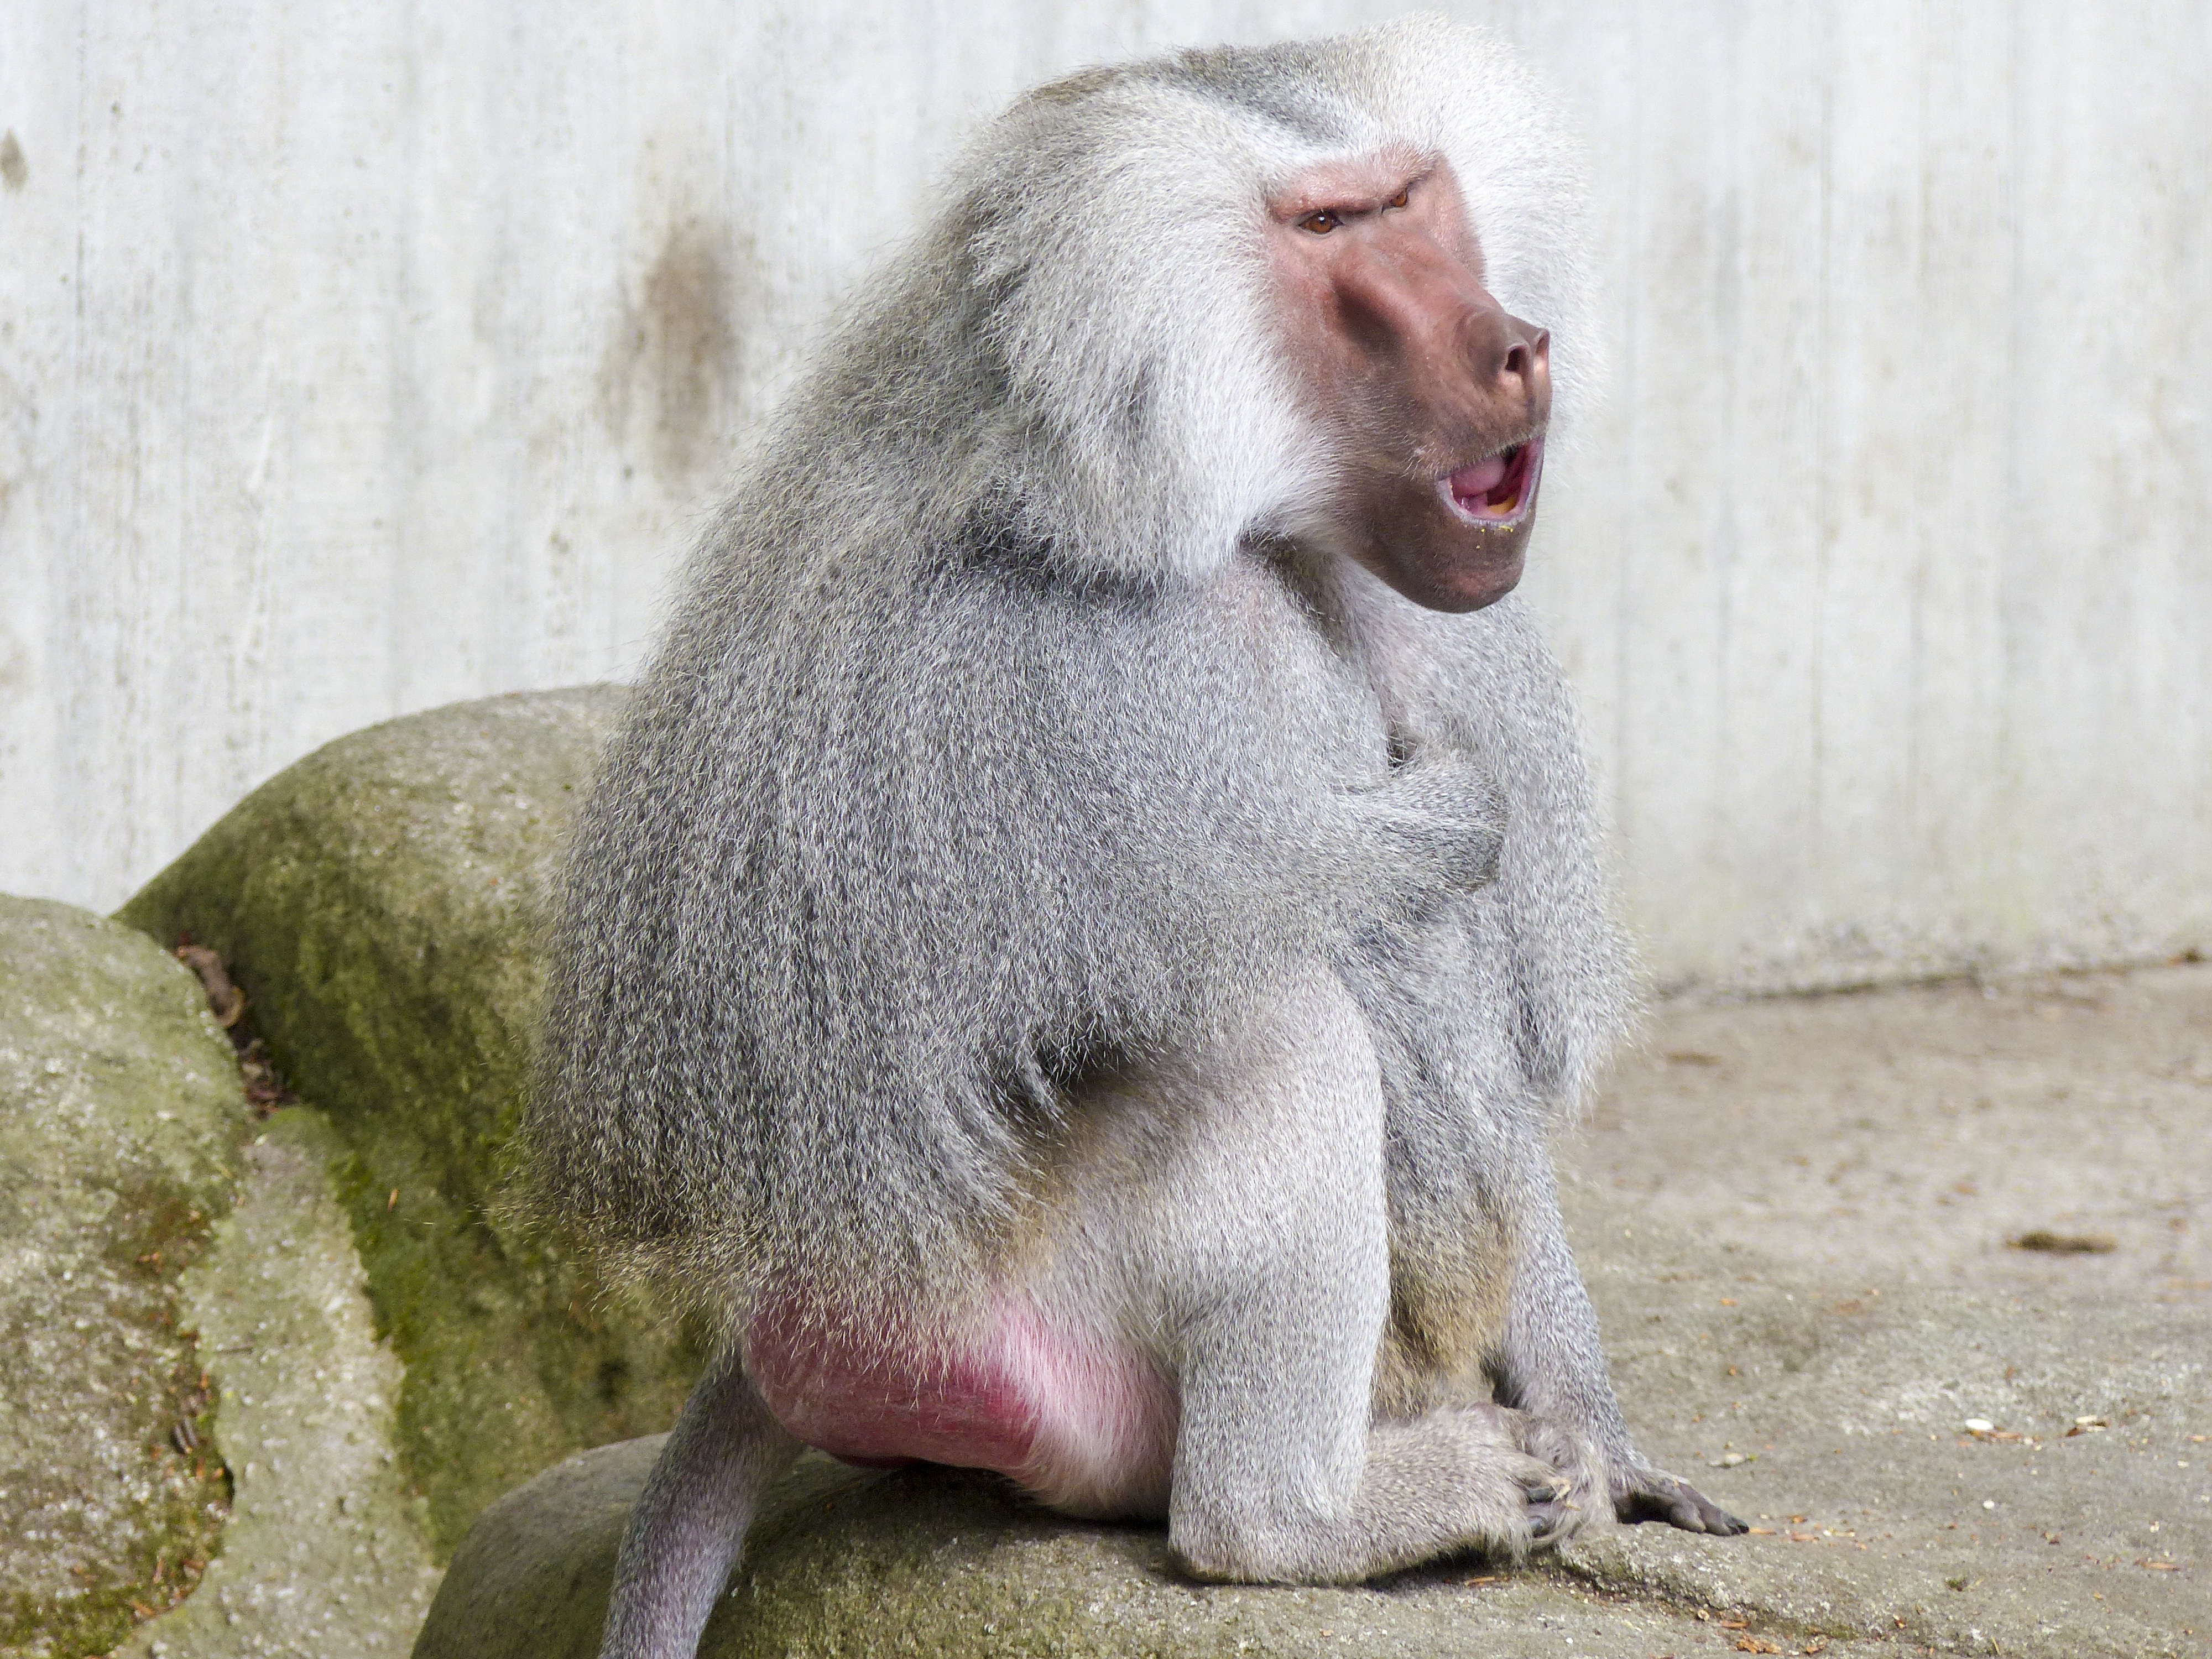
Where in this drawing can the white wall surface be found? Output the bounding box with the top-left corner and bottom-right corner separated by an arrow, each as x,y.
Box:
2,1 -> 2208,992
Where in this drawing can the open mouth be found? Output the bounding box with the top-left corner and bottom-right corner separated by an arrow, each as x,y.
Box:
1441,435 -> 1545,526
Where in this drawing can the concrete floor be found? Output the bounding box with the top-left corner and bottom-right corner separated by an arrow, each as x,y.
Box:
1574,963 -> 2212,1305
1548,962 -> 2212,1657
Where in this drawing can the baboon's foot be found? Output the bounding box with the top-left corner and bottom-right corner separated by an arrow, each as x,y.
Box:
1612,1462 -> 1749,1535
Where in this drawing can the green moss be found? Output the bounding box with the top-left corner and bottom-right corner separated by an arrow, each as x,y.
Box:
117,688 -> 706,1557
0,1240 -> 233,1659
0,899 -> 244,1658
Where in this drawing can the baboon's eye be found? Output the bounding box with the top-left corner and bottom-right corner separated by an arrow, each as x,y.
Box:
1386,187 -> 1411,210
1298,209 -> 1342,234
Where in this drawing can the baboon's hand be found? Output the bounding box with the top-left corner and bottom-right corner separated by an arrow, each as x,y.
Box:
1429,1403 -> 1595,1558
1521,1471 -> 1584,1550
1506,1410 -> 1610,1549
1358,752 -> 1507,899
1612,1465 -> 1749,1535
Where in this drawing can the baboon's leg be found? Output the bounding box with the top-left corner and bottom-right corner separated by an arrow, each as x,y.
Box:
598,1348 -> 803,1659
1071,964 -> 1571,1582
1491,1172 -> 1747,1535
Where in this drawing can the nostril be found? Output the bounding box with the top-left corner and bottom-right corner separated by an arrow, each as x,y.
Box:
1501,342 -> 1532,384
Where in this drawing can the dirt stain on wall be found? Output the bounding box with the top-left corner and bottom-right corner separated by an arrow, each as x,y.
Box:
598,218 -> 743,486
0,133 -> 27,191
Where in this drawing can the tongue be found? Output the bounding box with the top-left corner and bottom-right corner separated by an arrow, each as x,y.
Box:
1449,455 -> 1510,502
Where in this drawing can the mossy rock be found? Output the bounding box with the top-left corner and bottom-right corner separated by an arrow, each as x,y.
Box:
411,1437 -> 1758,1659
117,688 -> 709,1557
114,1106 -> 441,1659
0,898 -> 243,1657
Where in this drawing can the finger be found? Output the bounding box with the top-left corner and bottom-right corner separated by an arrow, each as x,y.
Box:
1640,1477 -> 1750,1536
1511,1453 -> 1566,1503
1664,1480 -> 1747,1535
1616,1482 -> 1678,1525
1699,1500 -> 1750,1536
1526,1499 -> 1579,1545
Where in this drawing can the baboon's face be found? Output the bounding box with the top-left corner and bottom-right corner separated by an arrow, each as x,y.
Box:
1268,155 -> 1550,613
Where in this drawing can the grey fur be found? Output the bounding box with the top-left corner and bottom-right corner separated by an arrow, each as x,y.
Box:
520,20 -> 1741,1659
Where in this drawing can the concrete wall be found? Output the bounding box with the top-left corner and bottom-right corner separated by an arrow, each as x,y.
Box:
3,1 -> 2207,992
